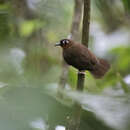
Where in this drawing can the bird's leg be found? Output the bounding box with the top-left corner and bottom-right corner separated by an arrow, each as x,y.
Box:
78,70 -> 86,75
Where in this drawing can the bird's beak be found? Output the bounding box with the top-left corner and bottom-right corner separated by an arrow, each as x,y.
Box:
55,42 -> 61,46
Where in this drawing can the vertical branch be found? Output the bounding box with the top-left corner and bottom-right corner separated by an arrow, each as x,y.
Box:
67,0 -> 91,130
59,60 -> 69,91
82,0 -> 90,47
71,0 -> 83,41
77,72 -> 85,91
76,0 -> 90,127
77,0 -> 91,91
58,0 -> 83,91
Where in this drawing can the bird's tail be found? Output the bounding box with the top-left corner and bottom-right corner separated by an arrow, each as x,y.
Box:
90,58 -> 110,79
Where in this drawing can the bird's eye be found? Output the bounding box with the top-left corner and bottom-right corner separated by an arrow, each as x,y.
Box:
62,40 -> 65,44
66,40 -> 69,44
60,39 -> 69,46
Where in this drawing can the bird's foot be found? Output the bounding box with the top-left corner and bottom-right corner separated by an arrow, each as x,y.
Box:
78,71 -> 86,75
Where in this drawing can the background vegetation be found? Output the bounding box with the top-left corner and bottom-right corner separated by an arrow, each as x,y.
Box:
0,0 -> 130,130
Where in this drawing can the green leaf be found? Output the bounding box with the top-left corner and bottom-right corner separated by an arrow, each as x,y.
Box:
19,20 -> 45,37
122,0 -> 130,12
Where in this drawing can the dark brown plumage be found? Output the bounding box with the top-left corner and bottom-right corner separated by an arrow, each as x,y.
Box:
55,39 -> 110,78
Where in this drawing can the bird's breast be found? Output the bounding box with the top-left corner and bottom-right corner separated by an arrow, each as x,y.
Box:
63,49 -> 75,65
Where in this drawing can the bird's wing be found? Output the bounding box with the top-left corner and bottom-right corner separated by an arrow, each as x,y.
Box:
72,44 -> 99,70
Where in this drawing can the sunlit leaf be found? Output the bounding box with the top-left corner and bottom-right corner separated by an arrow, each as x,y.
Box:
19,20 -> 45,37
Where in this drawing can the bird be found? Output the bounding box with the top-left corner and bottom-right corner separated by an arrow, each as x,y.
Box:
55,39 -> 110,78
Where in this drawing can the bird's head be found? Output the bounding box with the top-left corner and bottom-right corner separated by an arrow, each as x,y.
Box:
55,39 -> 73,49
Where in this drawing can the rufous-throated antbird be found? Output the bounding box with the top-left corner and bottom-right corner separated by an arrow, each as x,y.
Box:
55,39 -> 110,78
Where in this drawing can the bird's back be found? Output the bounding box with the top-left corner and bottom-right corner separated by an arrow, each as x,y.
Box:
63,43 -> 98,71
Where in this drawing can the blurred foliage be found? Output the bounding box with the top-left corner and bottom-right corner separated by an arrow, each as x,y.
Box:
0,0 -> 130,130
122,0 -> 130,13
93,0 -> 130,32
19,20 -> 45,37
0,13 -> 10,40
110,46 -> 130,73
